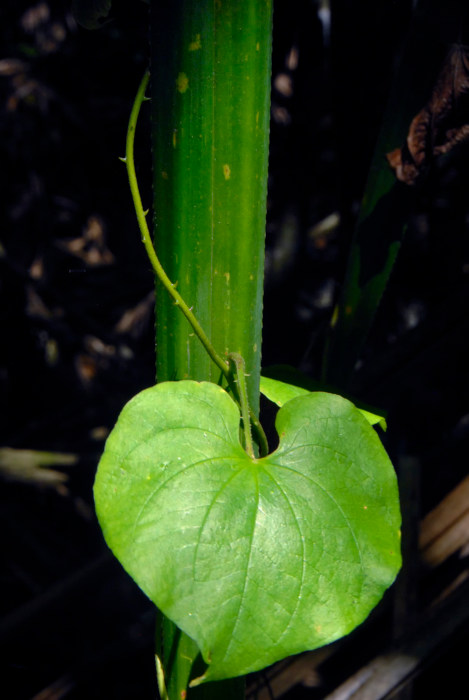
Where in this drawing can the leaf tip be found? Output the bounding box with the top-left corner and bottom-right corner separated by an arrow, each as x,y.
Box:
188,673 -> 206,688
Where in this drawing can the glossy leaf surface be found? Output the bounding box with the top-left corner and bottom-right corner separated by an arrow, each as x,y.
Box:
95,381 -> 401,683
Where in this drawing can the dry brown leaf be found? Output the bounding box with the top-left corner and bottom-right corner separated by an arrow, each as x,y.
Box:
114,290 -> 154,337
56,215 -> 115,266
0,448 -> 76,488
387,45 -> 469,185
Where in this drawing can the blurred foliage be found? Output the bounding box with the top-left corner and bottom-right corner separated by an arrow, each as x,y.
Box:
71,0 -> 149,29
71,0 -> 112,29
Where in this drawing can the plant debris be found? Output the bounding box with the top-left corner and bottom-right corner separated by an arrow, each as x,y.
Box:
387,45 -> 469,185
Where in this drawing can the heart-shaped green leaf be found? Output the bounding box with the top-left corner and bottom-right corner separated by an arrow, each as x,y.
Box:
94,381 -> 401,683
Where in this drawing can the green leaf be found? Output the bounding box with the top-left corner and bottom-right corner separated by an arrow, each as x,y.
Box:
95,381 -> 401,683
260,375 -> 315,406
260,370 -> 386,429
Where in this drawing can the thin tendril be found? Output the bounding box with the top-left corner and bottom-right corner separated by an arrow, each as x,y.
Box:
124,69 -> 269,458
124,70 -> 228,379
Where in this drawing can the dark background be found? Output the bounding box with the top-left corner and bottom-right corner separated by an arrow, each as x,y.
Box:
1,1 -> 469,698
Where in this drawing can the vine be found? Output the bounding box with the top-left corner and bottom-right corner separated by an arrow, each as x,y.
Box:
93,70 -> 401,692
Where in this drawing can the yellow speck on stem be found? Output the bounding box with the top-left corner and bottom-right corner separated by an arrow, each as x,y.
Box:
253,343 -> 257,352
176,72 -> 189,93
162,171 -> 168,179
256,42 -> 260,51
223,164 -> 231,180
188,34 -> 201,51
224,272 -> 230,283
172,131 -> 177,148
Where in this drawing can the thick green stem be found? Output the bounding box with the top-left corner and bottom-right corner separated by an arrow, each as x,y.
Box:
150,0 -> 272,406
150,0 -> 273,697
